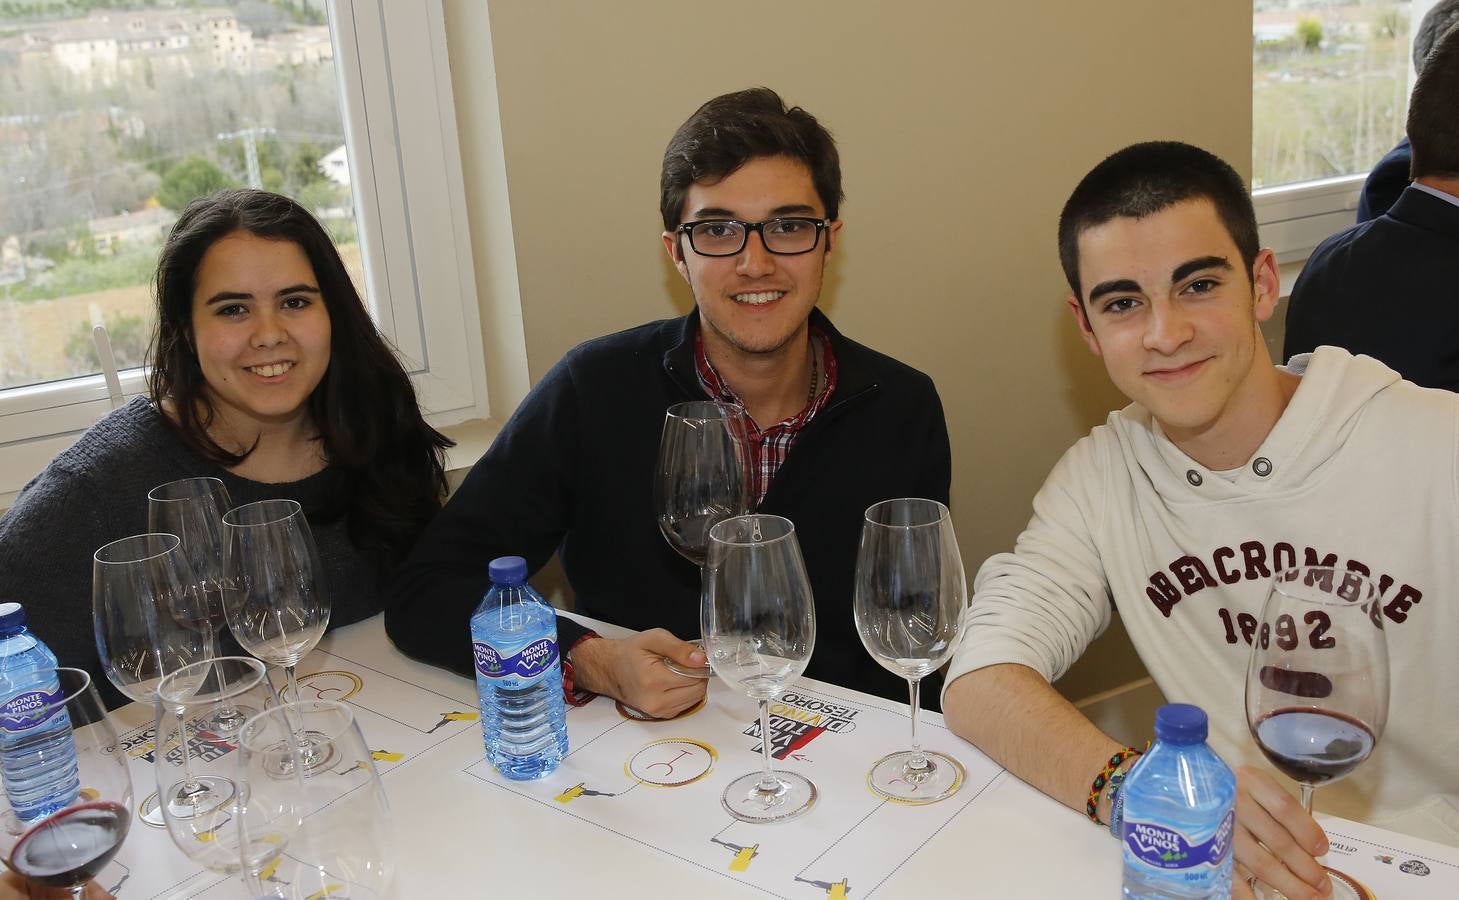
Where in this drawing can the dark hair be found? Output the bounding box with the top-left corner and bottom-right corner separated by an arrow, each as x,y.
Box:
148,189 -> 452,572
660,87 -> 844,231
1414,0 -> 1459,74
1057,141 -> 1260,301
1408,19 -> 1459,178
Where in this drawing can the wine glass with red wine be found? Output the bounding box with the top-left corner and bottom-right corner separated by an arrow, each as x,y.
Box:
1245,565 -> 1389,900
0,668 -> 132,899
653,400 -> 752,680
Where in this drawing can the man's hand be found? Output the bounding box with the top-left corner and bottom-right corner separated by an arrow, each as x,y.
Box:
1233,765 -> 1332,900
0,870 -> 113,899
571,630 -> 707,719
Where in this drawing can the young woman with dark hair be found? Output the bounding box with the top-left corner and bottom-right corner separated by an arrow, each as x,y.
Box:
0,189 -> 452,708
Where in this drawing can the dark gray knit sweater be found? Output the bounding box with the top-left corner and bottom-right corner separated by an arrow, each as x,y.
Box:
0,397 -> 383,708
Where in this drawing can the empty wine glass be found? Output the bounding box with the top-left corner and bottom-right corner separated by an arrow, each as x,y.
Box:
222,499 -> 332,774
702,514 -> 817,824
853,498 -> 968,804
154,656 -> 284,884
92,532 -> 214,826
240,700 -> 393,899
654,400 -> 751,680
1246,565 -> 1389,900
0,668 -> 132,900
149,477 -> 255,736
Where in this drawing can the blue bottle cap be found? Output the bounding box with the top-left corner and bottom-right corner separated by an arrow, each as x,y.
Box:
1154,703 -> 1208,745
0,602 -> 23,633
488,556 -> 528,585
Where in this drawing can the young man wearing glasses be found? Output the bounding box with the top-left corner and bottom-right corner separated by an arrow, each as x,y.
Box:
386,88 -> 950,720
940,141 -> 1458,900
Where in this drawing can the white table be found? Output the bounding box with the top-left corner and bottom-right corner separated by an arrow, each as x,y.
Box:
118,615 -> 1456,898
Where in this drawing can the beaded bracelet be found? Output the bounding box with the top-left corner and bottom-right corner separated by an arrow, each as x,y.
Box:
1085,744 -> 1145,824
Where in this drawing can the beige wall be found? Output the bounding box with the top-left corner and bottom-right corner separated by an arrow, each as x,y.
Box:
442,0 -> 1252,702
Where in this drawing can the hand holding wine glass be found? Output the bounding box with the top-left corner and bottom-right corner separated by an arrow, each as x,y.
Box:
655,401 -> 751,681
1245,565 -> 1388,900
853,498 -> 968,803
0,669 -> 131,900
702,514 -> 817,824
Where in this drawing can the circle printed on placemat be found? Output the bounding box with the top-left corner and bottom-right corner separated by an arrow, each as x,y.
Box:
625,738 -> 716,787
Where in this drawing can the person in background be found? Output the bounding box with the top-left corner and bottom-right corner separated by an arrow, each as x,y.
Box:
1354,0 -> 1459,222
1284,20 -> 1459,389
941,141 -> 1457,900
0,189 -> 452,709
385,88 -> 951,719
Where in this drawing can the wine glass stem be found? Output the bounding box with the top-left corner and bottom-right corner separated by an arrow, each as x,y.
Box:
756,699 -> 778,792
907,677 -> 928,766
284,663 -> 300,704
176,708 -> 200,788
1301,783 -> 1316,815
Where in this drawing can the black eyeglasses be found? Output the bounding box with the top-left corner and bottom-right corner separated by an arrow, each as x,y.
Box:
676,217 -> 831,257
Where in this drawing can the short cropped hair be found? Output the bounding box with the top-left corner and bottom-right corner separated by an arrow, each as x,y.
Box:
1057,141 -> 1260,301
660,87 -> 843,231
1414,0 -> 1459,74
1408,19 -> 1459,178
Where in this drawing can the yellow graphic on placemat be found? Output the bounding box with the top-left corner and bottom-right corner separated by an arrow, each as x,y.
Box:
371,750 -> 403,762
427,711 -> 478,733
795,875 -> 850,898
304,885 -> 346,900
709,837 -> 758,872
554,782 -> 618,803
625,738 -> 717,788
295,670 -> 364,702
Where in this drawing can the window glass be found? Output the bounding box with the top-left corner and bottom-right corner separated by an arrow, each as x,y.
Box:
1254,0 -> 1413,189
0,0 -> 358,391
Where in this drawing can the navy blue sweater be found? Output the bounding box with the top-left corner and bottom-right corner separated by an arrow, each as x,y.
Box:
385,310 -> 952,706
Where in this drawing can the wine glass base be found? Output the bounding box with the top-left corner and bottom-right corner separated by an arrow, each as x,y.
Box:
201,703 -> 260,739
261,730 -> 339,778
1254,866 -> 1369,900
662,639 -> 714,679
163,775 -> 238,820
721,770 -> 817,824
137,792 -> 166,828
867,750 -> 965,804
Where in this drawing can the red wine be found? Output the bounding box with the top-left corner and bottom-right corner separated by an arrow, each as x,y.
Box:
1254,708 -> 1375,785
659,512 -> 727,566
9,801 -> 130,888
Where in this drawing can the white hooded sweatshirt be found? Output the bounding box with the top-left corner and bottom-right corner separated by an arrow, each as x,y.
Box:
947,346 -> 1459,841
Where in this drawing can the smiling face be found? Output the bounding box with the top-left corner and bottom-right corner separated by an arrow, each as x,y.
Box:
662,154 -> 841,363
1070,199 -> 1284,455
190,230 -> 332,436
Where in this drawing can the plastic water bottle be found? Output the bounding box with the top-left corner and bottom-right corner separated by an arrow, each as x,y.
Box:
470,556 -> 567,780
1121,703 -> 1236,899
0,603 -> 80,821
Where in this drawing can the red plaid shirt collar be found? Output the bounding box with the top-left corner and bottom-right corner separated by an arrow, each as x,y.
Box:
693,324 -> 838,506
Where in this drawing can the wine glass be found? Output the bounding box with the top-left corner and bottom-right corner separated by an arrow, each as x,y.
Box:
221,499 -> 333,774
149,477 -> 256,736
0,668 -> 132,900
240,700 -> 393,899
1245,565 -> 1389,900
153,655 -> 282,881
702,514 -> 817,823
92,532 -> 215,826
654,400 -> 751,679
853,498 -> 968,804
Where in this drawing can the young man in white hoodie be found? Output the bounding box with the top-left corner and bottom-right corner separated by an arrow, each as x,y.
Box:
942,141 -> 1458,900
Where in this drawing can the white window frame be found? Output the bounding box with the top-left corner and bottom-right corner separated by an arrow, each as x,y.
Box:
1253,174 -> 1364,265
0,0 -> 488,507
